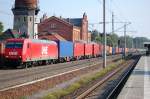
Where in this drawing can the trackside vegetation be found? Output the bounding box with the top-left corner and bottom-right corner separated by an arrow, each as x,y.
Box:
43,59 -> 125,99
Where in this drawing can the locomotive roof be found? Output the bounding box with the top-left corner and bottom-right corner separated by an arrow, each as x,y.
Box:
144,42 -> 150,45
6,38 -> 57,44
31,39 -> 57,44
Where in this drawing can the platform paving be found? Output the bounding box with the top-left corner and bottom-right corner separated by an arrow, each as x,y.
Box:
117,56 -> 150,99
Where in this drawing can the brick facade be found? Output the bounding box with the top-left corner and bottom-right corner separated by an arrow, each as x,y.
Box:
81,13 -> 88,41
38,13 -> 91,42
38,16 -> 73,41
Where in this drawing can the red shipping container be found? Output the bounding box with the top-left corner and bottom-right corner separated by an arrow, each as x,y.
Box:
99,44 -> 103,55
92,43 -> 100,56
125,48 -> 129,53
84,43 -> 93,56
106,45 -> 110,55
116,47 -> 119,54
74,42 -> 84,57
109,46 -> 112,55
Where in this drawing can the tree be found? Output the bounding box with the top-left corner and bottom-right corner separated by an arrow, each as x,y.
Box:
0,22 -> 4,33
133,37 -> 149,48
91,29 -> 150,49
109,33 -> 119,47
91,30 -> 103,43
119,36 -> 133,48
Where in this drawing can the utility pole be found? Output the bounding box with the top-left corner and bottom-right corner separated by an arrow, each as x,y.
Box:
112,12 -> 114,34
124,24 -> 126,58
132,36 -> 134,49
103,0 -> 106,68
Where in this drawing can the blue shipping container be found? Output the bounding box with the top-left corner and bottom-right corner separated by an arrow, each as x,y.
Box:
112,47 -> 116,55
57,41 -> 73,57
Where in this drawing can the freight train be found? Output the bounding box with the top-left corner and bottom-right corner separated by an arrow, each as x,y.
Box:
1,38 -> 134,68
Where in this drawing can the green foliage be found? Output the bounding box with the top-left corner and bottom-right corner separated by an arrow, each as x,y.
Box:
119,36 -> 149,49
110,33 -> 119,47
119,36 -> 133,48
0,22 -> 4,33
19,96 -> 27,99
91,29 -> 149,48
91,30 -> 103,43
133,37 -> 149,48
43,83 -> 81,99
43,59 -> 124,99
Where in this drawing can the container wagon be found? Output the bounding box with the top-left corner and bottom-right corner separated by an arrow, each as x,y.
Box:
57,41 -> 73,62
73,42 -> 84,60
92,43 -> 101,57
109,46 -> 112,55
116,47 -> 119,54
112,47 -> 116,55
106,45 -> 110,55
84,43 -> 93,58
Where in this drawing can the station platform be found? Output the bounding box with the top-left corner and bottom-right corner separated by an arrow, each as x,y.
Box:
117,56 -> 150,99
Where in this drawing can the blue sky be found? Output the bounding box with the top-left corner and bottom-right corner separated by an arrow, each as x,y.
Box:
0,0 -> 150,38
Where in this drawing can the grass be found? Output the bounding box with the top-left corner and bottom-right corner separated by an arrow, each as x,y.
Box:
19,96 -> 27,99
43,59 -> 125,99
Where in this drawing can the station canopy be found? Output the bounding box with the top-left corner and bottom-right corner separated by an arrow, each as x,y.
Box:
144,42 -> 150,47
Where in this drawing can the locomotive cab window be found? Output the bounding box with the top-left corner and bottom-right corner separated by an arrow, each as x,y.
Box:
15,42 -> 23,48
5,42 -> 15,48
5,42 -> 23,48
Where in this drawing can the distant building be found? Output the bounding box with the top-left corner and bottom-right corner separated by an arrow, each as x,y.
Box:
38,13 -> 91,42
12,0 -> 40,39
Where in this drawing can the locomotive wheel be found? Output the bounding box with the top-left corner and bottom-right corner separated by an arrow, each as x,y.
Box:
22,63 -> 28,69
45,60 -> 49,65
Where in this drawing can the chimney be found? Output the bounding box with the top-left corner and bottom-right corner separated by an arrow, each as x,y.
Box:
40,13 -> 47,23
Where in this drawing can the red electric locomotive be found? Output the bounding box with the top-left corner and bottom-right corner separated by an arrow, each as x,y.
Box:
5,39 -> 58,68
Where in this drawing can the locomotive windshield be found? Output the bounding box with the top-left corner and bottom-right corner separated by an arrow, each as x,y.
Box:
6,42 -> 23,48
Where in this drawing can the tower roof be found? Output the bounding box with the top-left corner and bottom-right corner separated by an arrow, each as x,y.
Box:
15,0 -> 38,9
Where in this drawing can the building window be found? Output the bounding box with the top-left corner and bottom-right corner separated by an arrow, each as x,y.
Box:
30,17 -> 32,22
18,17 -> 20,22
50,23 -> 56,29
24,17 -> 26,22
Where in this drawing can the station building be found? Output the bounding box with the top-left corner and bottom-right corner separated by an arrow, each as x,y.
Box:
38,13 -> 91,42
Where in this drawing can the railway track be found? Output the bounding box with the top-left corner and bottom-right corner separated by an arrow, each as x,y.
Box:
75,55 -> 141,99
0,55 -> 120,90
0,55 -> 122,99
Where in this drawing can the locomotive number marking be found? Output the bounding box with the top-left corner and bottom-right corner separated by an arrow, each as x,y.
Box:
9,52 -> 18,55
42,46 -> 48,55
